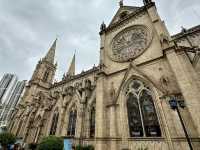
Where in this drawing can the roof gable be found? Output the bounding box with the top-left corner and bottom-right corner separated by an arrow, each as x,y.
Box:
109,6 -> 140,27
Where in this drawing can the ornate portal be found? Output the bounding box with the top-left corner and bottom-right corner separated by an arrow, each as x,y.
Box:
110,25 -> 152,62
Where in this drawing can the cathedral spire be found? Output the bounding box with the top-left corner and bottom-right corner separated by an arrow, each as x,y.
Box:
44,39 -> 57,64
66,53 -> 75,76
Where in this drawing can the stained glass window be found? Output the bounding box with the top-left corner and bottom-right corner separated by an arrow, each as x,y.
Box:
67,109 -> 77,136
90,105 -> 95,138
50,112 -> 59,135
126,79 -> 161,137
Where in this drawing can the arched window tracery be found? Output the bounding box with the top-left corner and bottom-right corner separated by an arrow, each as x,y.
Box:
126,79 -> 161,137
67,106 -> 77,137
50,111 -> 59,135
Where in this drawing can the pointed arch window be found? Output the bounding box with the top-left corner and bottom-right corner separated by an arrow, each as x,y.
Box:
89,103 -> 95,138
67,109 -> 77,136
126,79 -> 161,137
43,71 -> 49,82
50,111 -> 59,135
16,120 -> 23,136
33,116 -> 42,143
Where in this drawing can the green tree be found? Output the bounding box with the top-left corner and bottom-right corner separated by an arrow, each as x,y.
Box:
37,136 -> 63,150
0,132 -> 16,150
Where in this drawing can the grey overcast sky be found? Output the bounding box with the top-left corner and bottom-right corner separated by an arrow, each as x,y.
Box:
0,0 -> 200,81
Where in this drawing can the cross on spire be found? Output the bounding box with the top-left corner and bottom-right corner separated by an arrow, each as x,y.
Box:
119,0 -> 123,7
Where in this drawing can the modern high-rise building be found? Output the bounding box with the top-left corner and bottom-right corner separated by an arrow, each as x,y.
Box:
0,74 -> 18,104
0,74 -> 26,132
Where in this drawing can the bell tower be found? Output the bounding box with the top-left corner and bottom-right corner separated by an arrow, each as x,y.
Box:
30,39 -> 57,88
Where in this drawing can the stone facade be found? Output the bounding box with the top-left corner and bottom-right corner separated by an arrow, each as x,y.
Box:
9,1 -> 200,150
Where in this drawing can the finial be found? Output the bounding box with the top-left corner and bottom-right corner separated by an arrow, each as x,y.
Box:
181,26 -> 187,33
100,21 -> 106,32
143,0 -> 152,5
119,0 -> 123,7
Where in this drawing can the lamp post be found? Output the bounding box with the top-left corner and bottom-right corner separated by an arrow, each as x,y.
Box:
168,95 -> 193,150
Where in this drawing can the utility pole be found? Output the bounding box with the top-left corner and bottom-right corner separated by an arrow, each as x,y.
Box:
168,95 -> 193,150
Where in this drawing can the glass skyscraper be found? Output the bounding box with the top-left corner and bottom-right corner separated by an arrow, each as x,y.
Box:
0,73 -> 26,132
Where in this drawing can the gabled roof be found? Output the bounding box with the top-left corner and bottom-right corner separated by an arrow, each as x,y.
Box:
172,25 -> 200,41
109,6 -> 140,27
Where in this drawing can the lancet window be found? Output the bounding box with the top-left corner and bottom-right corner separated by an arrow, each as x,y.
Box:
126,79 -> 161,137
89,103 -> 95,138
50,111 -> 59,135
67,107 -> 77,136
43,71 -> 49,82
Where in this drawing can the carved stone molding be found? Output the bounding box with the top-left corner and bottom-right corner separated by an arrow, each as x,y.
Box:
62,86 -> 74,97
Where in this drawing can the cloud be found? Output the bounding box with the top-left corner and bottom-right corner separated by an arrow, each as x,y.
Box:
0,0 -> 199,81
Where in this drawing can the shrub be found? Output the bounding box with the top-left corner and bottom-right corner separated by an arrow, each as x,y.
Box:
75,145 -> 94,150
29,143 -> 37,150
37,136 -> 63,150
0,132 -> 16,150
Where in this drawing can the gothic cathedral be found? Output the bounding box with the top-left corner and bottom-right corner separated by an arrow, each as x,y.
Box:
9,1 -> 200,150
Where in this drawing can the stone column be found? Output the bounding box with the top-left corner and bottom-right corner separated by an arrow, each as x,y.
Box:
76,103 -> 85,145
59,108 -> 66,136
108,105 -> 117,150
95,73 -> 106,150
166,48 -> 200,136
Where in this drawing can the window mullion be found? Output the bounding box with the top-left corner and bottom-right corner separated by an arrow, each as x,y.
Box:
137,94 -> 146,137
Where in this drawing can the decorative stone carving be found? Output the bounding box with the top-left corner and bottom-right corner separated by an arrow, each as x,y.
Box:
160,33 -> 170,49
62,95 -> 72,108
24,105 -> 32,116
110,25 -> 152,62
159,68 -> 176,95
160,75 -> 170,89
63,86 -> 74,97
51,90 -> 60,100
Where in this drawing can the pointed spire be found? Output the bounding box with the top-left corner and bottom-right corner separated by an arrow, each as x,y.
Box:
44,39 -> 57,64
66,53 -> 75,76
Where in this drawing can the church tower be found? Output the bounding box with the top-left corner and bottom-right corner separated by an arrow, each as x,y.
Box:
19,39 -> 57,104
30,39 -> 57,88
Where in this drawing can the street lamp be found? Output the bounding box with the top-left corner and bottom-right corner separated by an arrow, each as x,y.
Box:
168,95 -> 193,150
